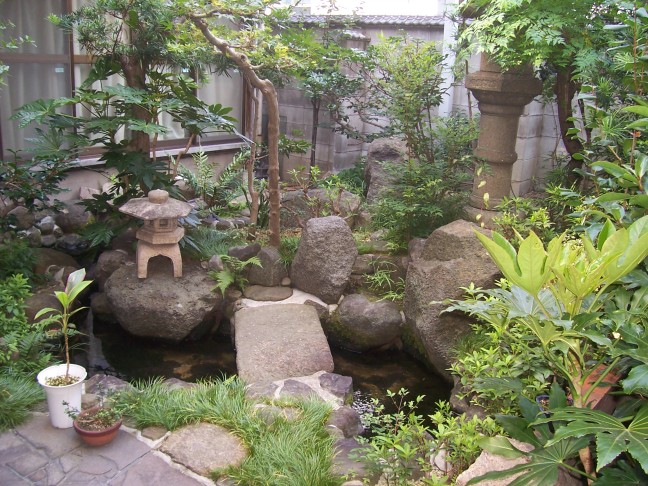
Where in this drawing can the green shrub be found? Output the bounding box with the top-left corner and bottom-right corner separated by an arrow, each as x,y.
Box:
370,158 -> 470,248
0,275 -> 52,431
181,227 -> 246,261
0,157 -> 69,214
179,150 -> 244,212
0,239 -> 36,282
493,196 -> 557,245
279,235 -> 301,267
446,280 -> 563,414
354,389 -> 434,485
321,158 -> 367,197
354,389 -> 501,484
0,274 -> 31,338
428,400 -> 502,480
0,275 -> 51,373
209,255 -> 262,295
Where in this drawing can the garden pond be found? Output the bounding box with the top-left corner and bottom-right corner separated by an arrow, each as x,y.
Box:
82,312 -> 451,418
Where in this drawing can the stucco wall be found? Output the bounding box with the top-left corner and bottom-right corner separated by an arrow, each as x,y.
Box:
54,144 -> 243,203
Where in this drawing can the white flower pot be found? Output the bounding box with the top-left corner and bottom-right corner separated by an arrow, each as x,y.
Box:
37,364 -> 87,428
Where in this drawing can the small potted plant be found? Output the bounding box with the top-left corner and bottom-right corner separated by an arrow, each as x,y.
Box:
35,269 -> 92,428
65,397 -> 123,447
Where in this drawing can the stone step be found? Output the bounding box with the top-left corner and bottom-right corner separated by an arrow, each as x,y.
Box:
234,304 -> 334,384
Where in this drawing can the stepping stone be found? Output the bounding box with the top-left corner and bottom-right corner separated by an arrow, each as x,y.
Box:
160,423 -> 246,477
243,285 -> 293,302
234,304 -> 334,383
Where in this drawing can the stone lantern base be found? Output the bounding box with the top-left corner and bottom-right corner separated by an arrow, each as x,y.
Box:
137,241 -> 183,279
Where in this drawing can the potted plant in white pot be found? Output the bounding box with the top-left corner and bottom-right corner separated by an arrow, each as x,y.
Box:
35,268 -> 92,428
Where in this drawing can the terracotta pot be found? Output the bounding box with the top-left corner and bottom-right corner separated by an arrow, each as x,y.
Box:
73,410 -> 122,447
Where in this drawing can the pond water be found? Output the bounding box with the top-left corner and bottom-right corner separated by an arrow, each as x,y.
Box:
86,314 -> 451,418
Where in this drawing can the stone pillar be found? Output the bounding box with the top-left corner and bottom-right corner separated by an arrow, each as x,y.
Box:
466,54 -> 542,211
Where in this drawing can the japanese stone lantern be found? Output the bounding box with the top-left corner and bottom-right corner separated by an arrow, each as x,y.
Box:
119,189 -> 191,278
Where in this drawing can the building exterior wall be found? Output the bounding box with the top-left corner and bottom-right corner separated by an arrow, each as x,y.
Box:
2,1 -> 567,199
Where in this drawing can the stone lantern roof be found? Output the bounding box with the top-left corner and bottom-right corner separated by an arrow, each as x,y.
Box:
118,189 -> 191,221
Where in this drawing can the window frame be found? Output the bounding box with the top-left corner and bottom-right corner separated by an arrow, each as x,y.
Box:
0,0 -> 246,161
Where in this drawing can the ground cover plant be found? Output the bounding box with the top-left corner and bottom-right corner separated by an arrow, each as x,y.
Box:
112,377 -> 338,485
353,388 -> 501,485
0,274 -> 51,431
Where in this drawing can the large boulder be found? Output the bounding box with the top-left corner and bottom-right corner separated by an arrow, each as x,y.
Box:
291,216 -> 358,304
281,189 -> 362,229
403,220 -> 500,381
228,242 -> 261,261
364,138 -> 407,204
325,294 -> 402,352
93,249 -> 130,291
33,248 -> 80,276
54,200 -> 91,233
0,196 -> 16,218
7,206 -> 34,230
24,283 -> 63,324
247,246 -> 288,287
104,259 -> 224,342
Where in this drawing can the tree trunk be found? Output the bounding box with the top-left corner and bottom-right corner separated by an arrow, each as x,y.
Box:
190,16 -> 281,247
263,84 -> 281,247
120,55 -> 151,156
554,66 -> 583,185
246,82 -> 261,235
310,99 -> 320,168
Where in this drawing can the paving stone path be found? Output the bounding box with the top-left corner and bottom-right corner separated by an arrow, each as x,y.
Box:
0,413 -> 213,486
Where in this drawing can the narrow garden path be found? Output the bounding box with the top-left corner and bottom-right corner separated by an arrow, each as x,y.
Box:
0,412 -> 213,485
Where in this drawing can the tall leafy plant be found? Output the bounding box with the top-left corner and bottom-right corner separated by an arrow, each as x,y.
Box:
369,114 -> 476,248
35,269 -> 92,383
11,1 -> 238,248
330,35 -> 448,164
455,219 -> 648,482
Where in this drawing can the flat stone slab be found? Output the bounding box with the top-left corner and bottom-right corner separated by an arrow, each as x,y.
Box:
111,453 -> 205,486
245,371 -> 353,409
159,423 -> 247,476
243,285 -> 293,302
234,304 -> 334,383
239,288 -> 327,309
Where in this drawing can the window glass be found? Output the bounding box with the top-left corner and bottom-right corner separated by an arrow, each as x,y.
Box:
197,70 -> 243,141
0,1 -> 70,158
1,0 -> 243,159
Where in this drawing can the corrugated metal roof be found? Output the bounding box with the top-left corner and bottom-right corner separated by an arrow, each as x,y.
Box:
292,15 -> 445,27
